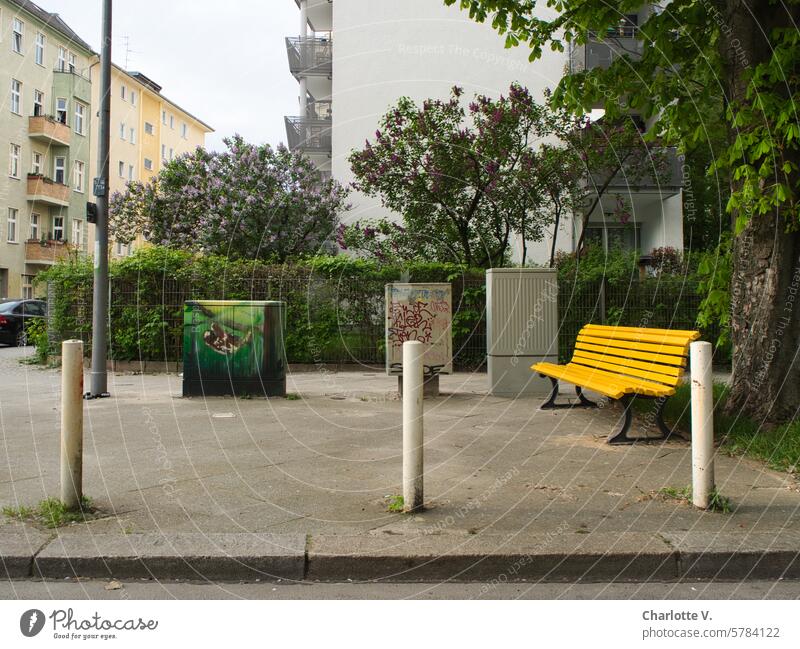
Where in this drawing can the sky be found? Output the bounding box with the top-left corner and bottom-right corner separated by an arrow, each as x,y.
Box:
38,0 -> 299,151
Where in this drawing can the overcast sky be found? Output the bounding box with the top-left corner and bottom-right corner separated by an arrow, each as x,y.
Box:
39,0 -> 299,151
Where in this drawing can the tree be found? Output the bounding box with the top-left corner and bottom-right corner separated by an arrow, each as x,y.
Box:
348,84 -> 562,268
445,0 -> 800,424
110,135 -> 348,262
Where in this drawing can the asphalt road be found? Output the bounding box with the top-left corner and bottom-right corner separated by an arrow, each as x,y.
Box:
1,579 -> 799,600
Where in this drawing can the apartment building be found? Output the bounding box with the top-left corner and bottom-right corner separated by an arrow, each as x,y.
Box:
0,0 -> 94,298
89,65 -> 213,256
285,1 -> 683,264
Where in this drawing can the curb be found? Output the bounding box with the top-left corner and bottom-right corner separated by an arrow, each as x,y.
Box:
2,530 -> 799,582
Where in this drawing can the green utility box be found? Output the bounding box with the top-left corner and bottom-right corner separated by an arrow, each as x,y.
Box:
182,300 -> 286,397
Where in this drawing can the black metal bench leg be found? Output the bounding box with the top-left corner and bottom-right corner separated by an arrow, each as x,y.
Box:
607,395 -> 635,445
540,377 -> 560,409
654,396 -> 678,440
576,386 -> 598,407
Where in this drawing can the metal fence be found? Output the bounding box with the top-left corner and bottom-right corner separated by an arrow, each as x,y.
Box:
47,275 -> 714,370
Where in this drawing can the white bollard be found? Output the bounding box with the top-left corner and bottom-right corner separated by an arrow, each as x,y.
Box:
402,341 -> 424,512
60,340 -> 84,510
690,341 -> 714,509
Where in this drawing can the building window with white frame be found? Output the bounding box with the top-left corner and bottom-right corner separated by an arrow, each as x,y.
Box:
120,122 -> 126,140
57,46 -> 66,71
7,208 -> 18,242
130,127 -> 136,144
33,89 -> 44,116
74,102 -> 86,135
9,143 -> 20,178
10,79 -> 21,114
144,158 -> 153,171
161,109 -> 166,125
181,123 -> 188,139
73,160 -> 85,192
53,215 -> 64,241
118,161 -> 124,177
131,90 -> 137,106
71,219 -> 82,246
144,122 -> 154,135
35,32 -> 45,65
21,275 -> 33,300
169,114 -> 174,129
30,213 -> 39,240
56,97 -> 67,124
161,144 -> 166,161
53,156 -> 65,184
169,148 -> 174,160
120,84 -> 126,100
128,164 -> 134,181
68,52 -> 76,73
12,18 -> 23,54
31,151 -> 42,175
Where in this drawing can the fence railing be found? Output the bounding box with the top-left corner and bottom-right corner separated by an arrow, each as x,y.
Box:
47,275 -> 717,370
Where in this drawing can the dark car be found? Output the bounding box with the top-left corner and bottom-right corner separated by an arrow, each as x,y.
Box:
0,299 -> 47,346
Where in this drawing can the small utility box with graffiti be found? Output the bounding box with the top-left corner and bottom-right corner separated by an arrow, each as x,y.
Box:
182,300 -> 286,397
385,284 -> 452,395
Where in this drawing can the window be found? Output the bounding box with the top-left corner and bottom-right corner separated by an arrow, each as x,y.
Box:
128,164 -> 134,181
21,276 -> 34,300
181,123 -> 188,139
161,109 -> 166,125
584,220 -> 641,253
9,144 -> 20,178
118,161 -> 124,177
10,79 -> 21,114
144,158 -> 153,171
7,208 -> 17,242
120,85 -> 126,100
53,156 -> 66,184
57,46 -> 66,72
169,115 -> 174,129
144,122 -> 154,136
33,89 -> 43,116
53,216 -> 64,241
120,122 -> 126,140
30,213 -> 39,240
73,160 -> 85,192
31,151 -> 42,175
71,219 -> 82,246
56,98 -> 67,124
131,90 -> 137,106
169,148 -> 174,160
129,127 -> 136,144
34,32 -> 44,65
161,144 -> 166,161
12,18 -> 23,54
74,102 -> 86,135
68,52 -> 76,73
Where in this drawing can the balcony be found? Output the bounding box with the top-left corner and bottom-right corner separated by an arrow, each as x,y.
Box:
285,115 -> 332,155
569,26 -> 643,73
589,147 -> 683,196
286,36 -> 332,76
294,0 -> 333,32
27,174 -> 70,207
25,239 -> 73,265
28,115 -> 71,146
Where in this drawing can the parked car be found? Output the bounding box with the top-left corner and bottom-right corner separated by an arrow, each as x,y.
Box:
0,299 -> 47,346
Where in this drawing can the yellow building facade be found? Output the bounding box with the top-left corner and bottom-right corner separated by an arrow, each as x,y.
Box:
88,65 -> 213,255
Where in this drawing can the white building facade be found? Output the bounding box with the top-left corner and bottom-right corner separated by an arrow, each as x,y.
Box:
285,1 -> 683,264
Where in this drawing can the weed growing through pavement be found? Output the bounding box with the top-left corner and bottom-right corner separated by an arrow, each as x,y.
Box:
2,496 -> 98,528
386,495 -> 404,512
655,486 -> 732,513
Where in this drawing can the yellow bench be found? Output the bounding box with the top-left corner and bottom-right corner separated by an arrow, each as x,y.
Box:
532,324 -> 701,445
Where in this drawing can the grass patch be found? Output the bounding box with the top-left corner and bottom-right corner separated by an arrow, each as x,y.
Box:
2,496 -> 99,529
656,485 -> 732,513
386,495 -> 404,513
636,382 -> 800,475
285,393 -> 300,401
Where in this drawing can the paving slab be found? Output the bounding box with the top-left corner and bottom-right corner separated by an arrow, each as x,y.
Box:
33,533 -> 306,581
0,526 -> 52,578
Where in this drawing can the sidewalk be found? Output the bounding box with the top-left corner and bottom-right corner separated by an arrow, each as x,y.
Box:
1,346 -> 799,582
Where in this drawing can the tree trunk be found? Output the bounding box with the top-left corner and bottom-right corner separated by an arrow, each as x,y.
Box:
722,0 -> 800,423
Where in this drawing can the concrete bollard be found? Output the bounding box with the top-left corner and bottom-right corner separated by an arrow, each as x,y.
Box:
690,341 -> 714,509
402,341 -> 424,512
60,340 -> 84,510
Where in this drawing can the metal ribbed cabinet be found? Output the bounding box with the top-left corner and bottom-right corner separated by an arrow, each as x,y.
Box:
486,268 -> 559,396
182,300 -> 286,397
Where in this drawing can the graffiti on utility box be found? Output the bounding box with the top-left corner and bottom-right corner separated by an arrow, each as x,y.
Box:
385,283 -> 452,375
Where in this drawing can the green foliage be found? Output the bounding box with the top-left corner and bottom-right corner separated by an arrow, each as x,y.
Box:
3,496 -> 96,528
386,495 -> 405,512
657,486 -> 732,513
554,245 -> 639,285
695,236 -> 732,348
25,318 -> 49,364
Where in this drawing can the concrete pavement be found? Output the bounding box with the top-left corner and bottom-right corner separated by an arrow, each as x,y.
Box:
1,345 -> 799,584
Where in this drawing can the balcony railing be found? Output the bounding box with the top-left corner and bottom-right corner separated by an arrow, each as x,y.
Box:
588,147 -> 683,195
27,174 -> 71,207
25,239 -> 73,265
286,36 -> 332,76
307,100 -> 332,120
28,115 -> 71,146
569,27 -> 642,72
285,116 -> 332,154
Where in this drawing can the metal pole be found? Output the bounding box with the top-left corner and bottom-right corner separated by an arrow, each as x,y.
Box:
402,341 -> 424,512
89,0 -> 112,398
61,340 -> 84,509
690,341 -> 714,509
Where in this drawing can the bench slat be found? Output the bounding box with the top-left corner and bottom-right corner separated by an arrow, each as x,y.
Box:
583,324 -> 701,340
533,362 -> 675,398
577,334 -> 688,357
574,341 -> 688,367
571,349 -> 683,379
571,356 -> 679,386
579,327 -> 696,347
